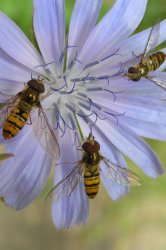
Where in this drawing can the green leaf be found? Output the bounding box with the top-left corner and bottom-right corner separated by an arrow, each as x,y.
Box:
0,153 -> 14,161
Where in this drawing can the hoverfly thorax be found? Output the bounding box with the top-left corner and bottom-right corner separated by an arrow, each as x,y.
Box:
20,88 -> 38,105
19,79 -> 45,106
82,150 -> 100,166
139,63 -> 149,76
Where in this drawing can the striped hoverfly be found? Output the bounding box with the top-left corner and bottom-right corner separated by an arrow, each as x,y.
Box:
46,133 -> 140,202
127,22 -> 166,89
0,78 -> 60,159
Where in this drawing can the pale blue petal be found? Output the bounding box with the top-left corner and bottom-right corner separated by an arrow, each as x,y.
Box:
120,116 -> 166,140
86,78 -> 166,100
0,80 -> 22,100
67,0 -> 102,66
148,72 -> 166,91
0,126 -> 52,209
115,96 -> 166,124
70,0 -> 148,75
33,0 -> 65,77
0,12 -> 45,75
0,52 -> 49,99
87,91 -> 166,124
82,20 -> 166,80
114,78 -> 166,100
118,19 -> 166,64
95,119 -> 164,177
52,179 -> 89,229
0,57 -> 31,84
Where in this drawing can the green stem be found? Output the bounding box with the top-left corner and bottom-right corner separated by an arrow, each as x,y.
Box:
74,113 -> 84,143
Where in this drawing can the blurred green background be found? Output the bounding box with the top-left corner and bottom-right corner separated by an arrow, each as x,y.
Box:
0,1 -> 166,250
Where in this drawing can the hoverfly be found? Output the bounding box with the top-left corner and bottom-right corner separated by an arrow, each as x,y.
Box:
0,78 -> 60,159
46,133 -> 140,202
126,22 -> 166,89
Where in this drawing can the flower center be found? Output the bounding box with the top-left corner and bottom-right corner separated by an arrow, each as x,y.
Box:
39,46 -> 126,139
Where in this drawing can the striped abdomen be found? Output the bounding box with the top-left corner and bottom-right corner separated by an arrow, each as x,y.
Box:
145,51 -> 165,72
3,101 -> 31,139
84,165 -> 100,199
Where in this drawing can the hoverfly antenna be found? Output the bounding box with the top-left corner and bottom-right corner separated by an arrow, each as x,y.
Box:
89,124 -> 93,135
33,61 -> 55,72
30,70 -> 46,81
37,75 -> 44,84
88,132 -> 94,141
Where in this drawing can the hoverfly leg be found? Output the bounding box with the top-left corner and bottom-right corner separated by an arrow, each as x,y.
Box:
36,101 -> 41,110
26,115 -> 32,125
119,61 -> 131,78
76,147 -> 83,151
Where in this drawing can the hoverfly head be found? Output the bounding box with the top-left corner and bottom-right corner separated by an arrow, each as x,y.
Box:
27,79 -> 45,93
127,67 -> 141,81
82,133 -> 100,153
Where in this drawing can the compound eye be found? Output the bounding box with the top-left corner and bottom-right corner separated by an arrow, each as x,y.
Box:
27,79 -> 36,88
128,67 -> 139,74
37,84 -> 45,93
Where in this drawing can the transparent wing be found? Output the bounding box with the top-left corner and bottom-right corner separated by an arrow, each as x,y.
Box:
33,105 -> 60,159
0,96 -> 17,127
146,75 -> 166,90
102,157 -> 141,186
45,162 -> 83,203
141,22 -> 160,61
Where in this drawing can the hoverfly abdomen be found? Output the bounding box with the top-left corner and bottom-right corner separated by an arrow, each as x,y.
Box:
3,101 -> 31,139
84,166 -> 100,199
147,51 -> 165,71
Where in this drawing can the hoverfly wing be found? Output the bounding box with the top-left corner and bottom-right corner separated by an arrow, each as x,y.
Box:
45,163 -> 83,203
102,158 -> 141,186
146,75 -> 166,90
141,22 -> 160,61
33,104 -> 60,159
